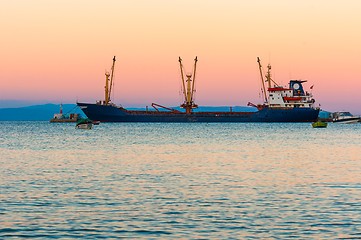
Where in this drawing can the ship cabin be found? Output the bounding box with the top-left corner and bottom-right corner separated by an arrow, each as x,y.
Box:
267,80 -> 315,109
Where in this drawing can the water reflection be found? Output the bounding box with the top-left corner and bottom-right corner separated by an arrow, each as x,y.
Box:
0,122 -> 360,238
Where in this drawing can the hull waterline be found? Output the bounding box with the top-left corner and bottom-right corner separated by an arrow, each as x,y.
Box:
77,103 -> 319,123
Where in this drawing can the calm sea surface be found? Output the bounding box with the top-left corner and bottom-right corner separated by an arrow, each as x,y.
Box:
1,121 -> 361,239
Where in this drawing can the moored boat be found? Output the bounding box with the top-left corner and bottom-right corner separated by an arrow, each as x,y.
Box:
50,104 -> 80,123
332,112 -> 360,124
92,120 -> 100,125
312,120 -> 328,128
77,56 -> 319,122
76,118 -> 93,129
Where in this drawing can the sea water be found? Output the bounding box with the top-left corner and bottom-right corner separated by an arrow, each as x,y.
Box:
0,121 -> 361,239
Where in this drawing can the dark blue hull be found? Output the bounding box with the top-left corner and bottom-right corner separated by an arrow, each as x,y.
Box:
77,103 -> 319,122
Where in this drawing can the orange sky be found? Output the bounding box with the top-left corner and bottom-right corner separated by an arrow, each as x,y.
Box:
1,0 -> 360,113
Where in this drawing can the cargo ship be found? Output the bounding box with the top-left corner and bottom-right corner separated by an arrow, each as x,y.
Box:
77,56 -> 319,122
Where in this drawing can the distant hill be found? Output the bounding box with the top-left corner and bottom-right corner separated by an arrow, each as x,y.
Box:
0,104 -> 84,121
0,100 -> 45,108
0,104 -> 257,121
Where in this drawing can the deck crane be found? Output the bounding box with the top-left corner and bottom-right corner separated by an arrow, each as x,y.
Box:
179,56 -> 198,114
257,57 -> 268,103
257,57 -> 281,103
104,56 -> 116,105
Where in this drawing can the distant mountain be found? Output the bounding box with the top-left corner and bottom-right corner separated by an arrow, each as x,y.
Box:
318,110 -> 332,120
0,100 -> 46,108
0,104 -> 258,121
0,104 -> 84,121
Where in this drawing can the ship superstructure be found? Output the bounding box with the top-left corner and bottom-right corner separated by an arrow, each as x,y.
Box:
256,57 -> 316,110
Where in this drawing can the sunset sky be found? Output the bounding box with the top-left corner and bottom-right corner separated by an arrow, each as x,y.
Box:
1,0 -> 360,113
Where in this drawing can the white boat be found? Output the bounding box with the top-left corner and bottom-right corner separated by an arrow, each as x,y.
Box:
332,112 -> 360,124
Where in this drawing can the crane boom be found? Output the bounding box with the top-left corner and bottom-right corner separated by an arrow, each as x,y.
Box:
257,57 -> 268,103
104,71 -> 110,104
108,56 -> 116,103
191,56 -> 198,103
179,57 -> 187,101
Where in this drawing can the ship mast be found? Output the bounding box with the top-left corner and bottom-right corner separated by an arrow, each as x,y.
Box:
257,57 -> 267,103
265,63 -> 280,88
104,56 -> 116,105
266,64 -> 272,89
179,56 -> 198,114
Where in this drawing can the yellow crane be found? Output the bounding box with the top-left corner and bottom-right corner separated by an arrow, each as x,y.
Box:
104,56 -> 116,105
179,56 -> 198,114
266,63 -> 273,89
257,57 -> 280,103
257,57 -> 268,103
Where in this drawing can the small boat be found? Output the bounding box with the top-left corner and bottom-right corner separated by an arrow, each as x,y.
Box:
332,112 -> 360,124
92,120 -> 100,125
312,120 -> 328,128
76,118 -> 93,129
50,104 -> 80,123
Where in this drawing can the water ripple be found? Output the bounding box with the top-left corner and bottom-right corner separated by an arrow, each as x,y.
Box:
1,122 -> 361,238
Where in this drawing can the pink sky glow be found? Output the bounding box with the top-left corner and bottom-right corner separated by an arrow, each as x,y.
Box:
1,0 -> 360,113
